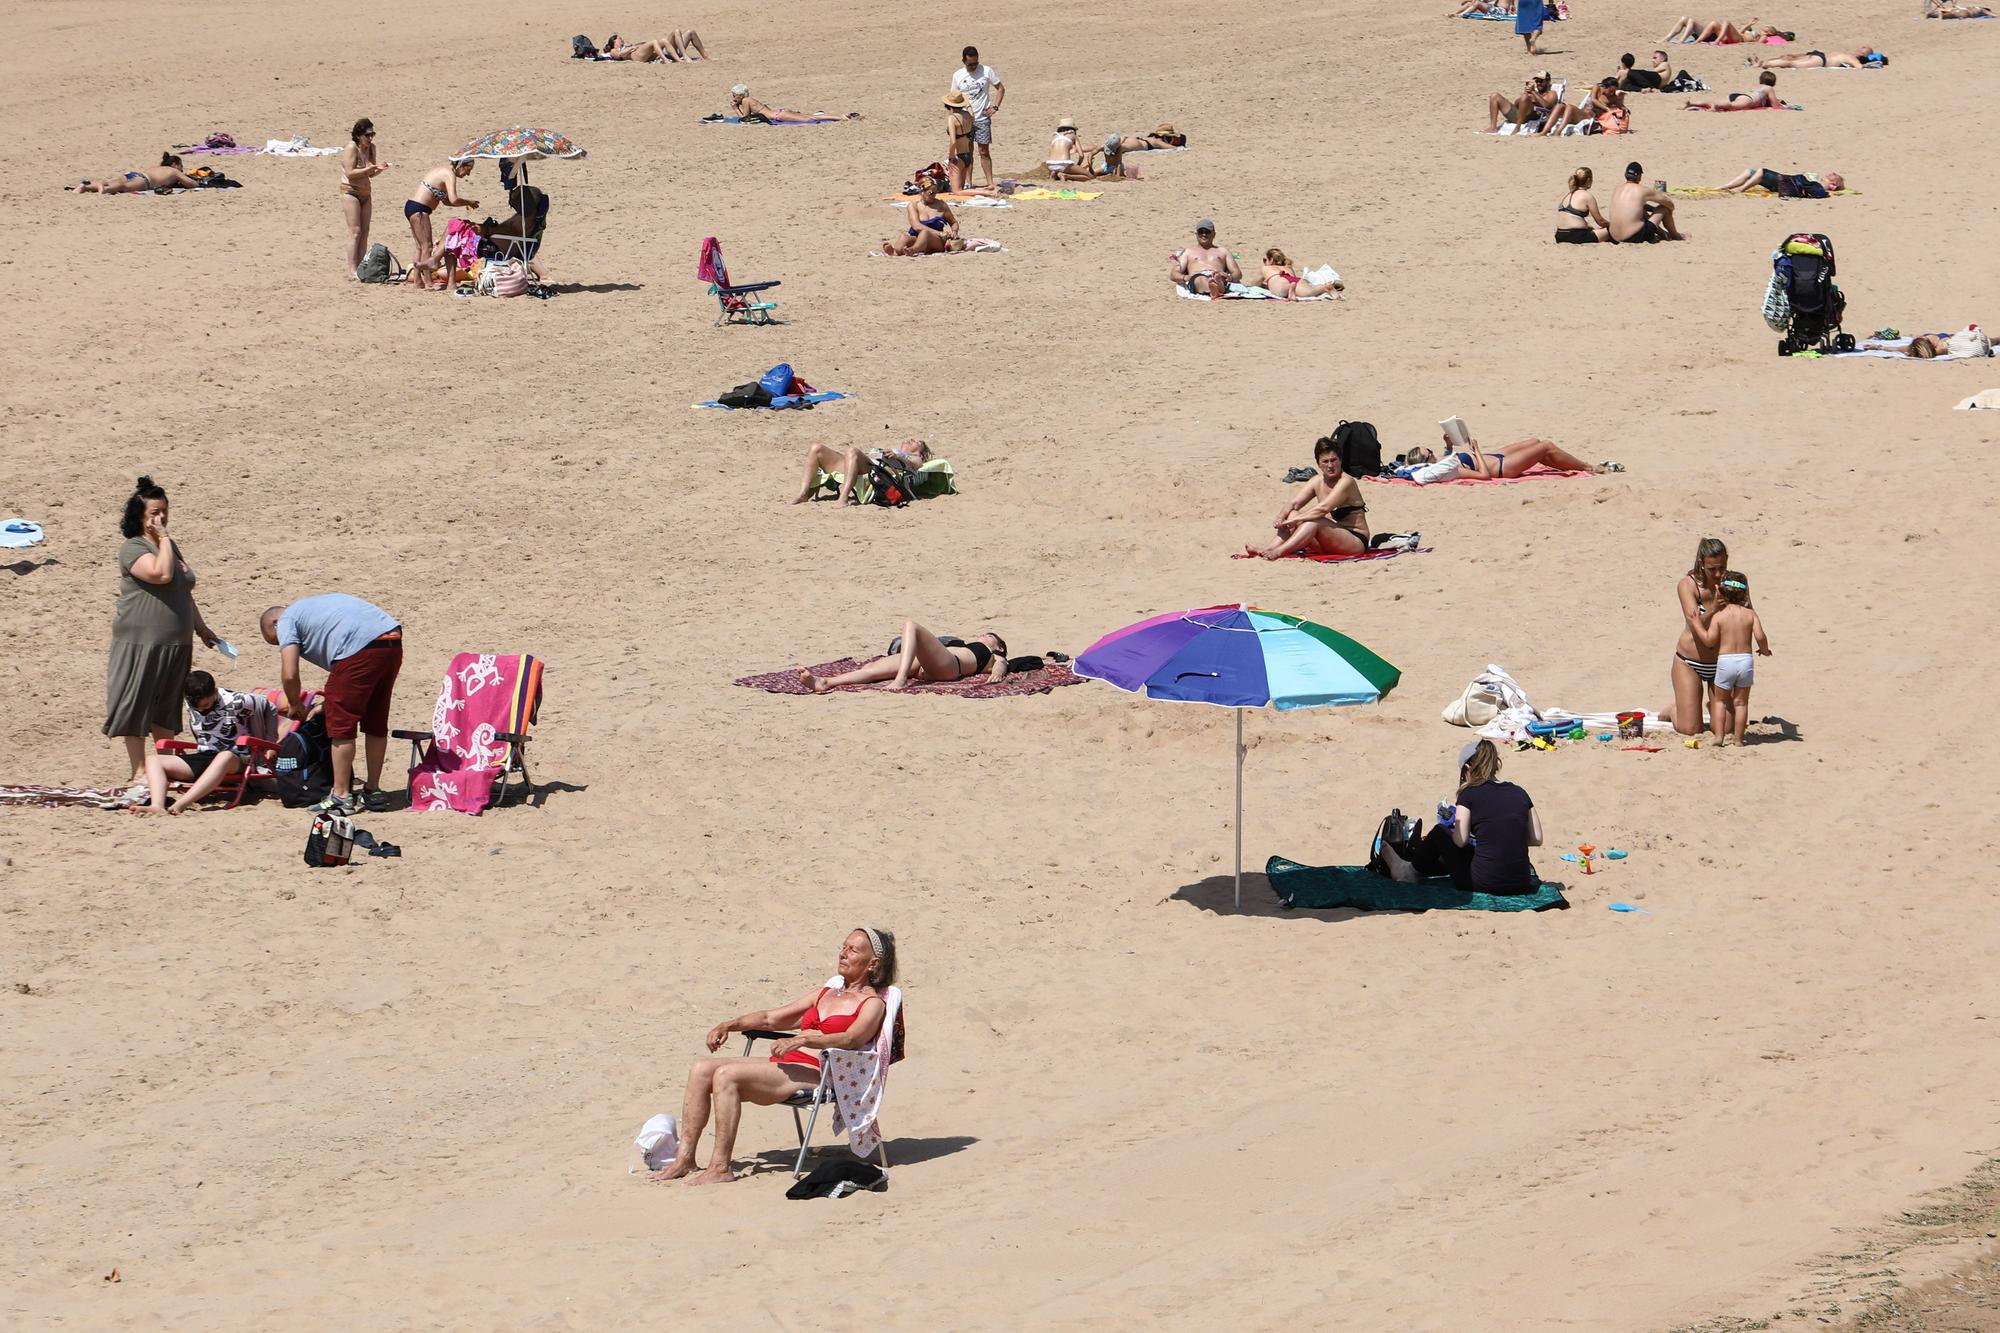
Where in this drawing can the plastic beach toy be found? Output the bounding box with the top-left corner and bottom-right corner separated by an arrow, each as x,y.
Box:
1608,902 -> 1650,914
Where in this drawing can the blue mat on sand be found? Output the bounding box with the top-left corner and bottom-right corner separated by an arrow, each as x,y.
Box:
695,391 -> 847,410
1266,858 -> 1569,912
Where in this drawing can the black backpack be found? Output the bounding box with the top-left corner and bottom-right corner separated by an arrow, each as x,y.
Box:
717,381 -> 774,409
273,715 -> 334,808
869,456 -> 922,507
571,34 -> 597,57
1366,808 -> 1424,877
1333,420 -> 1384,477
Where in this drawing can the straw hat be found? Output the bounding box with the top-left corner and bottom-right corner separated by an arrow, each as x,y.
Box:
1153,122 -> 1177,135
943,90 -> 970,109
1056,116 -> 1077,132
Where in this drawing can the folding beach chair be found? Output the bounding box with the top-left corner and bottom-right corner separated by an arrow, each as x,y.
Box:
395,653 -> 545,814
484,187 -> 549,275
152,687 -> 317,809
739,993 -> 903,1177
699,236 -> 780,326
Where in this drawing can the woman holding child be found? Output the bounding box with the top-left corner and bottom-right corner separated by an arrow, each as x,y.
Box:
104,477 -> 222,805
1662,537 -> 1731,735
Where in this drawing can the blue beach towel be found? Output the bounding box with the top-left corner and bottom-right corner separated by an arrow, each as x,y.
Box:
695,391 -> 848,410
1266,857 -> 1569,912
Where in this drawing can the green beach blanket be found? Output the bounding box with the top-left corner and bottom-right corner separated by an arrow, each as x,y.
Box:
1266,858 -> 1568,913
814,458 -> 957,505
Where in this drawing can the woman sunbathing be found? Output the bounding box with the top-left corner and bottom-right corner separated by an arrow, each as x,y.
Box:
1663,16 -> 1790,43
646,928 -> 894,1185
1542,79 -> 1624,135
601,29 -> 705,61
1714,165 -> 1845,193
1753,47 -> 1881,67
75,153 -> 205,194
799,622 -> 1007,691
879,180 -> 959,256
1685,71 -> 1790,108
1256,249 -> 1340,301
1926,2 -> 1992,16
791,439 -> 931,504
1404,427 -> 1612,477
728,85 -> 852,123
1246,435 -> 1371,559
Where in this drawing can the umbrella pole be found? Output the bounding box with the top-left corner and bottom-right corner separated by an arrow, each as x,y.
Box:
1234,708 -> 1244,910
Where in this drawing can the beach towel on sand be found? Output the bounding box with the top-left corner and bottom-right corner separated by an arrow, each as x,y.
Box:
1365,463 -> 1588,487
735,659 -> 1081,698
1231,544 -> 1430,564
1834,337 -> 1991,361
870,238 -> 1004,256
1267,858 -> 1569,912
696,391 -> 848,410
813,459 -> 957,504
703,115 -> 842,125
0,784 -> 127,809
408,653 -> 544,815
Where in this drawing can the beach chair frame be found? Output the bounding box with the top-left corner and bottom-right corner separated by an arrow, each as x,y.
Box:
392,655 -> 542,811
740,1030 -> 890,1177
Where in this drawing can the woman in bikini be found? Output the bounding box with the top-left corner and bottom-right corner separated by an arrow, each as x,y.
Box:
1403,426 -> 1611,477
404,160 -> 478,290
1245,436 -> 1372,559
791,438 -> 931,504
76,153 -> 205,194
879,179 -> 959,256
337,118 -> 391,279
1256,249 -> 1339,301
727,85 -> 849,124
1553,166 -> 1611,242
1662,537 -> 1733,735
945,92 -> 977,190
799,622 -> 1007,692
1754,47 -> 1880,68
645,928 -> 894,1185
1685,71 -> 1789,108
601,29 -> 706,61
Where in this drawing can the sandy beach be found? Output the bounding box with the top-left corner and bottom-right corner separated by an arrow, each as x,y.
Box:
5,0 -> 2000,1327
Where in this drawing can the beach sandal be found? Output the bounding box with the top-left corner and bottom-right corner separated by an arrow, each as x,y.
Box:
359,786 -> 393,813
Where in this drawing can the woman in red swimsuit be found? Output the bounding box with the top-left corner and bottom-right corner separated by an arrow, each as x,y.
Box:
649,927 -> 895,1185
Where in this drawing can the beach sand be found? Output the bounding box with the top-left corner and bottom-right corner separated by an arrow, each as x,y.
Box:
6,0 -> 2000,1327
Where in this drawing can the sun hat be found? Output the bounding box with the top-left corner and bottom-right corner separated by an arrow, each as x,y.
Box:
943,90 -> 969,109
1153,122 -> 1177,135
730,83 -> 749,96
1056,116 -> 1076,131
1194,217 -> 1214,233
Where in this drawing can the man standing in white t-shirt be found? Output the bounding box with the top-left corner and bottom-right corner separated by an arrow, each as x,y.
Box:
950,45 -> 1004,189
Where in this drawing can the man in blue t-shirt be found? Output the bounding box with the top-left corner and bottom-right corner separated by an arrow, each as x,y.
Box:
260,593 -> 402,814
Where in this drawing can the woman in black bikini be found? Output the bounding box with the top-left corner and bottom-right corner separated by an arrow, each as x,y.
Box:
799,622 -> 1008,692
1554,166 -> 1611,242
1245,435 -> 1372,559
404,160 -> 478,290
1663,537 -> 1733,735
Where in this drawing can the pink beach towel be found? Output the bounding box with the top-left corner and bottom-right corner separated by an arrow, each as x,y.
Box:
441,217 -> 483,270
408,653 -> 545,814
1364,463 -> 1589,488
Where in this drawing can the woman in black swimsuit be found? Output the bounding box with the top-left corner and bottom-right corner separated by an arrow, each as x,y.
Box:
1245,434 -> 1373,559
799,622 -> 1008,692
1554,167 -> 1611,242
1663,537 -> 1735,735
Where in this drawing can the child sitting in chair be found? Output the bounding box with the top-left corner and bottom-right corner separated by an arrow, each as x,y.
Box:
139,670 -> 278,815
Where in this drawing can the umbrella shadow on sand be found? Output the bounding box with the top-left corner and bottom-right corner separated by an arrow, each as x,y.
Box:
5,556 -> 58,577
1169,873 -> 1365,922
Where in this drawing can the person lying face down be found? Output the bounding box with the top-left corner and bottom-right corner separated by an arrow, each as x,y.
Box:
75,152 -> 206,194
1170,219 -> 1240,297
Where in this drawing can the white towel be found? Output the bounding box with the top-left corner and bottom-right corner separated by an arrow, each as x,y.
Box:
0,520 -> 45,548
819,977 -> 901,1161
263,136 -> 339,157
1955,389 -> 2000,409
1173,281 -> 1337,302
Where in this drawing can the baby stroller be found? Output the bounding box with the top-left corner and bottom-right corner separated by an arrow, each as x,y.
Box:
1772,233 -> 1855,356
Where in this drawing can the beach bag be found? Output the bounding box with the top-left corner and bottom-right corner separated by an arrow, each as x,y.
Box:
1761,265 -> 1791,332
571,34 -> 596,57
357,243 -> 402,284
759,363 -> 797,398
1948,327 -> 1993,360
273,715 -> 333,807
1367,809 -> 1425,879
1596,106 -> 1630,135
717,380 -> 774,409
868,456 -> 923,507
303,811 -> 355,867
490,260 -> 527,298
1443,678 -> 1504,727
1332,420 -> 1383,477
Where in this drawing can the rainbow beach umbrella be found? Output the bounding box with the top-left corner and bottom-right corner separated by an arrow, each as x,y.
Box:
1074,605 -> 1400,908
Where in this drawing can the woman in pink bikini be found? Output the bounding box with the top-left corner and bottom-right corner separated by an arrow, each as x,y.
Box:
647,928 -> 895,1185
1256,248 -> 1340,301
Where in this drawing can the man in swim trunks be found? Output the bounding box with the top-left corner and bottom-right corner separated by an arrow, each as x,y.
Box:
1608,161 -> 1684,241
949,46 -> 1003,190
1486,71 -> 1560,131
1170,219 -> 1239,298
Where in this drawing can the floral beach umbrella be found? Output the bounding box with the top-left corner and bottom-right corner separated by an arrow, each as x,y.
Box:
1074,604 -> 1400,909
450,127 -> 587,163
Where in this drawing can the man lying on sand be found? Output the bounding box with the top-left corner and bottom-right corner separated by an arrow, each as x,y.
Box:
1752,47 -> 1883,68
1609,161 -> 1685,241
1713,165 -> 1845,194
1171,219 -> 1240,298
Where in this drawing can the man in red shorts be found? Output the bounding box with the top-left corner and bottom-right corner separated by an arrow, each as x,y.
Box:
261,593 -> 402,813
